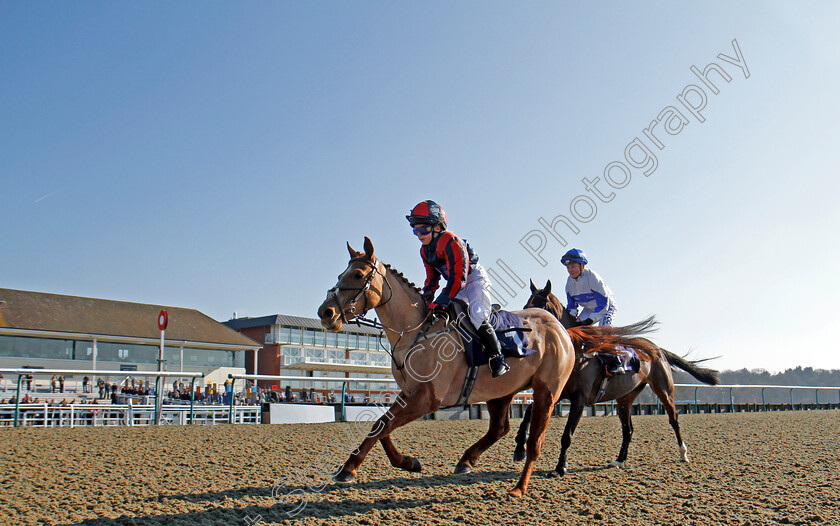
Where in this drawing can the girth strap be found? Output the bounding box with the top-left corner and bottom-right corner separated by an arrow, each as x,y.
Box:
593,376 -> 610,405
453,365 -> 479,409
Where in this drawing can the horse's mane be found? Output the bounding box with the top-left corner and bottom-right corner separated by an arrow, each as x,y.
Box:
382,261 -> 423,296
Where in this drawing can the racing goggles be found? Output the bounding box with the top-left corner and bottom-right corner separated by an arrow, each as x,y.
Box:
412,225 -> 433,236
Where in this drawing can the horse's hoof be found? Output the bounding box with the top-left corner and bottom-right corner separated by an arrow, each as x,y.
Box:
407,456 -> 422,473
453,463 -> 472,475
546,470 -> 561,478
332,470 -> 355,484
513,448 -> 526,462
508,488 -> 524,498
607,461 -> 625,469
680,444 -> 690,463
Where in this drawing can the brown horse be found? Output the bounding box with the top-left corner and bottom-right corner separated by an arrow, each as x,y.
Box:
316,238 -> 650,496
514,280 -> 720,476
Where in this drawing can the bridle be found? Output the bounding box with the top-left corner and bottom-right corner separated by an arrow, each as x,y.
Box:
526,290 -> 584,334
324,256 -> 438,379
326,256 -> 394,326
525,291 -> 561,320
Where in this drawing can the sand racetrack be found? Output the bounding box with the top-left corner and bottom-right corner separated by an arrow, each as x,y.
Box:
0,410 -> 837,526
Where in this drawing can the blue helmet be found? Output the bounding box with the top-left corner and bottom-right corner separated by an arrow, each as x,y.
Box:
561,248 -> 588,266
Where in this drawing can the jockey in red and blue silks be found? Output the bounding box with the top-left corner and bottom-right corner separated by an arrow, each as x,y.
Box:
407,200 -> 509,378
420,230 -> 477,310
561,248 -> 626,375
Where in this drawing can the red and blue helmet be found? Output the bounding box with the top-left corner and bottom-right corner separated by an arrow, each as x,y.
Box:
406,200 -> 447,229
561,248 -> 588,266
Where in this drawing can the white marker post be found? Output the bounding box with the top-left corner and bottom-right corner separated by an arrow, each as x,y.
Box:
154,310 -> 168,425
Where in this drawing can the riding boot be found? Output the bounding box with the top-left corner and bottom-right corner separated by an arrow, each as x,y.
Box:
477,320 -> 509,378
606,355 -> 626,376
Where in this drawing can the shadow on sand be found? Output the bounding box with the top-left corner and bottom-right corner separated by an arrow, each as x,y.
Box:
57,470 -> 524,525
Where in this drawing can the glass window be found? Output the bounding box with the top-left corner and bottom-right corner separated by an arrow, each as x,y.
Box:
279,326 -> 292,343
370,353 -> 389,367
181,347 -> 233,367
349,351 -> 367,364
164,346 -> 183,368
336,332 -> 347,349
327,349 -> 344,362
314,330 -> 325,346
369,373 -> 391,392
303,329 -> 315,346
290,328 -> 302,344
74,341 -> 93,359
347,333 -> 358,349
0,336 -> 73,360
306,348 -> 324,361
325,332 -> 337,347
281,346 -> 303,366
92,342 -> 155,364
233,350 -> 244,368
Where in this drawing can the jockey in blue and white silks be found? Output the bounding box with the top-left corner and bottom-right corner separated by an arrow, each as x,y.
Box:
565,268 -> 616,327
561,248 -> 626,375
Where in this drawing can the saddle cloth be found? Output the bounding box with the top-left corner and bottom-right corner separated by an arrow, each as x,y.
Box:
449,300 -> 536,368
596,345 -> 641,373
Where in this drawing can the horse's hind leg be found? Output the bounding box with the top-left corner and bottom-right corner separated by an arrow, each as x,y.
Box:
455,393 -> 515,474
650,379 -> 688,462
510,382 -> 554,498
512,403 -> 532,462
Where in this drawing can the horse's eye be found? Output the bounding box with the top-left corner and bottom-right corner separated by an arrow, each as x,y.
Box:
354,270 -> 364,279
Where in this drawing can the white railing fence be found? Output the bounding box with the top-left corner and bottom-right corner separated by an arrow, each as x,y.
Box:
2,369 -> 838,427
0,403 -> 260,428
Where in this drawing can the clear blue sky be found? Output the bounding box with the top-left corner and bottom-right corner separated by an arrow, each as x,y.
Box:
3,2 -> 839,373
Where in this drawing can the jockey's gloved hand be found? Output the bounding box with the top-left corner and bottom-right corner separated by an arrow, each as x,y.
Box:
427,302 -> 446,313
422,290 -> 435,305
578,318 -> 594,326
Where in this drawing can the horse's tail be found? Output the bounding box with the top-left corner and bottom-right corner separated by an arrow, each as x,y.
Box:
566,316 -> 660,361
660,349 -> 720,385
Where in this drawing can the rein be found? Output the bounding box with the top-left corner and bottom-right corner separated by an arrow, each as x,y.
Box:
326,257 -> 437,378
526,293 -> 559,319
351,310 -> 449,382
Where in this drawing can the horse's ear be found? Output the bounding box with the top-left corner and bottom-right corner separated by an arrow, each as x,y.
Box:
545,280 -> 552,294
530,279 -> 537,293
347,242 -> 357,258
363,236 -> 374,258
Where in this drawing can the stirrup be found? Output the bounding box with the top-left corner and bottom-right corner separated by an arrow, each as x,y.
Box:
606,365 -> 626,376
490,356 -> 510,378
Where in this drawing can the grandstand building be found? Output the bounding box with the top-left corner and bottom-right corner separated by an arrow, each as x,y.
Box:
0,288 -> 260,390
223,314 -> 393,400
0,288 -> 395,403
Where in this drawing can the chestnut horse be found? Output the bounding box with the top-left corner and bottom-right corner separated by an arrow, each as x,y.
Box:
317,238 -> 652,496
514,280 -> 720,476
